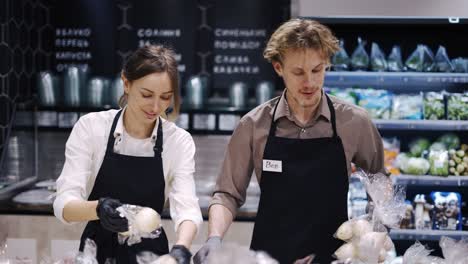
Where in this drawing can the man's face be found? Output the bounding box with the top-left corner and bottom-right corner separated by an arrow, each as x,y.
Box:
273,48 -> 328,110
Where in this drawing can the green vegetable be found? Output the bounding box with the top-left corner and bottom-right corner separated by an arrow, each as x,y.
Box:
437,133 -> 460,149
401,157 -> 430,175
429,150 -> 449,176
430,142 -> 447,152
409,138 -> 431,157
423,92 -> 445,120
447,93 -> 468,120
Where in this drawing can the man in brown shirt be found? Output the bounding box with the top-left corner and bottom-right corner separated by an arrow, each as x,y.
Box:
194,19 -> 387,264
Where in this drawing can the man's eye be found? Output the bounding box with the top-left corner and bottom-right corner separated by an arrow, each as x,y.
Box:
161,96 -> 172,101
142,94 -> 152,98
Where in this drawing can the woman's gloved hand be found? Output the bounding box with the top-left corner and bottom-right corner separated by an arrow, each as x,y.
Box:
169,245 -> 192,264
96,197 -> 128,233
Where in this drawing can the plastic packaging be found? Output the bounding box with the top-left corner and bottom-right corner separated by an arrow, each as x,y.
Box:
439,236 -> 468,264
116,205 -> 162,246
423,92 -> 445,120
75,239 -> 99,264
332,39 -> 350,71
370,42 -> 388,72
383,137 -> 400,175
437,133 -> 460,150
402,242 -> 445,264
355,89 -> 392,119
206,244 -> 277,264
387,46 -> 404,72
351,38 -> 369,71
431,191 -> 462,230
428,150 -> 449,176
391,94 -> 423,120
327,88 -> 357,105
447,93 -> 468,120
400,157 -> 430,175
452,57 -> 468,73
408,138 -> 431,157
434,46 -> 454,72
405,45 -> 435,72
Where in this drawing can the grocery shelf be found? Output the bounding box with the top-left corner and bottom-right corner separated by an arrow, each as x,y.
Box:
373,119 -> 468,131
392,174 -> 468,187
325,72 -> 468,90
389,229 -> 468,241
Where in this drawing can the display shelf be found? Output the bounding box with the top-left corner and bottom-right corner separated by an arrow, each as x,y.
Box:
392,174 -> 468,187
389,229 -> 468,241
324,72 -> 468,90
373,119 -> 468,131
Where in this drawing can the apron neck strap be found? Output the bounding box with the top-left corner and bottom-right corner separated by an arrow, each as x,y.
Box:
106,110 -> 164,156
269,92 -> 338,138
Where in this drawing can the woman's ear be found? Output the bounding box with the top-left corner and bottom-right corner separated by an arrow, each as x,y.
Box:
121,73 -> 130,94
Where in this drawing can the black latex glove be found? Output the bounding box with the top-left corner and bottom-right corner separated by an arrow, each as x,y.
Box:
193,236 -> 222,264
96,197 -> 128,233
169,245 -> 192,264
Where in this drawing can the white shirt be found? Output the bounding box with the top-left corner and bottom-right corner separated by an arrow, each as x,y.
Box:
53,108 -> 203,233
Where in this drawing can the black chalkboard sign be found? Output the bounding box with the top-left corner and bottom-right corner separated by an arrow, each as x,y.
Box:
115,0 -> 198,88
212,0 -> 283,91
51,0 -> 117,76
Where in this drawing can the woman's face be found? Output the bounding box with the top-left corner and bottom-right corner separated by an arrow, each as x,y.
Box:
123,72 -> 173,124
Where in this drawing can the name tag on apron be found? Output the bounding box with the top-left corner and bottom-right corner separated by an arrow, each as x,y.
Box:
263,159 -> 282,173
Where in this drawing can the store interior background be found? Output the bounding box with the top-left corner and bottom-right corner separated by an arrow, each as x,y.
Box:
0,0 -> 468,263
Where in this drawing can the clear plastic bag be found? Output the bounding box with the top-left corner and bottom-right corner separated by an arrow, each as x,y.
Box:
351,37 -> 370,71
402,242 -> 445,264
0,238 -> 12,264
428,150 -> 449,176
391,94 -> 423,120
135,251 -> 177,264
439,237 -> 468,264
434,46 -> 454,72
206,244 -> 275,264
116,205 -> 162,246
370,42 -> 388,72
423,92 -> 445,120
332,39 -> 350,71
447,93 -> 468,120
452,57 -> 468,73
387,46 -> 403,72
355,89 -> 392,119
405,45 -> 435,72
75,239 -> 99,264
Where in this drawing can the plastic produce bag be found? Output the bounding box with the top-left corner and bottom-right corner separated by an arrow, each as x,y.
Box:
351,37 -> 369,71
431,191 -> 462,230
370,42 -> 388,72
437,133 -> 460,150
391,94 -> 423,120
405,45 -> 435,72
434,46 -> 454,72
400,157 -> 430,175
387,46 -> 404,72
439,237 -> 468,264
402,242 -> 445,264
452,57 -> 468,73
423,92 -> 445,120
75,239 -> 99,264
206,244 -> 279,264
332,39 -> 350,71
428,150 -> 449,176
447,93 -> 468,120
116,205 -> 162,246
355,89 -> 392,119
136,251 -> 178,264
327,88 -> 357,105
408,138 -> 431,157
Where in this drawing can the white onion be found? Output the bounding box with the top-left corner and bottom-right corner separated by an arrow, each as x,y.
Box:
154,254 -> 177,264
334,243 -> 356,260
352,219 -> 373,238
135,207 -> 161,233
356,232 -> 387,262
384,235 -> 394,251
379,248 -> 387,262
336,221 -> 354,241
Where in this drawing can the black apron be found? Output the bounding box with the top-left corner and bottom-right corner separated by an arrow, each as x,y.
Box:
250,94 -> 349,264
79,110 -> 169,264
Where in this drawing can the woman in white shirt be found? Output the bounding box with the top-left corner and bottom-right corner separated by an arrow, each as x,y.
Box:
53,45 -> 202,264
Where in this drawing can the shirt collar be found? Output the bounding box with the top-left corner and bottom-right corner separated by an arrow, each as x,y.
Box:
114,106 -> 159,141
271,89 -> 331,124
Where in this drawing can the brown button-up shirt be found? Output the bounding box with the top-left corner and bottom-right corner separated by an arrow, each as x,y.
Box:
210,89 -> 386,217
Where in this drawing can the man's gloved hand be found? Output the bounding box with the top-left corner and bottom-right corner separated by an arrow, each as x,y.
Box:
96,197 -> 128,233
193,236 -> 222,264
169,245 -> 192,264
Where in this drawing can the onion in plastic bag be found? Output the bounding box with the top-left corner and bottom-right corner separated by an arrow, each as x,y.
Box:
332,39 -> 350,71
387,45 -> 403,72
370,42 -> 387,72
351,37 -> 369,71
116,205 -> 162,246
405,45 -> 435,72
434,46 -> 454,72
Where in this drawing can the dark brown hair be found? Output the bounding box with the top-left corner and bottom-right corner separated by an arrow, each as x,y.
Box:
119,44 -> 180,120
264,18 -> 340,64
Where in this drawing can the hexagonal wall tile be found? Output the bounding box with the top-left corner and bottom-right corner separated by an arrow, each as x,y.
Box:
0,43 -> 12,75
8,22 -> 20,46
24,1 -> 34,28
29,28 -> 38,49
33,4 -> 48,27
7,73 -> 19,99
0,0 -> 7,24
39,25 -> 53,51
10,0 -> 23,25
13,48 -> 23,75
24,49 -> 34,76
20,24 -> 29,49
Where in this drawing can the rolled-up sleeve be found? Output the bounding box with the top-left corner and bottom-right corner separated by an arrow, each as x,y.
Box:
168,132 -> 203,233
353,112 -> 387,175
209,117 -> 254,218
53,116 -> 94,224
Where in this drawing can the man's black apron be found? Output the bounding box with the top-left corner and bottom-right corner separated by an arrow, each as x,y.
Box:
251,94 -> 349,264
79,110 -> 169,264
